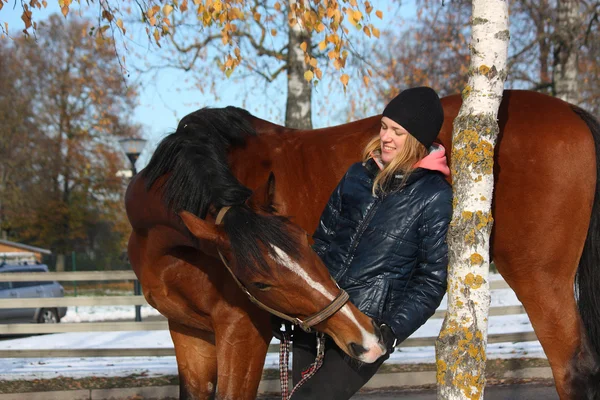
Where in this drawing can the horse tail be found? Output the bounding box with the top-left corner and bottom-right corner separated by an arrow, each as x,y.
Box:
142,106 -> 256,218
572,105 -> 600,383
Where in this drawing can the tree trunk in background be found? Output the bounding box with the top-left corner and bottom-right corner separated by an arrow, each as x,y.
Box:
55,253 -> 65,272
554,0 -> 580,103
285,1 -> 312,129
435,0 -> 509,399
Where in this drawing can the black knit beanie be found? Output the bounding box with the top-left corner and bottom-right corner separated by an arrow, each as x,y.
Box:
382,86 -> 444,148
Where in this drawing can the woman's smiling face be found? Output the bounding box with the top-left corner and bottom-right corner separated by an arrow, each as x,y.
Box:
379,116 -> 410,164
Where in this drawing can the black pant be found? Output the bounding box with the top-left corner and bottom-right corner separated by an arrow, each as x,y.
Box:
290,329 -> 390,400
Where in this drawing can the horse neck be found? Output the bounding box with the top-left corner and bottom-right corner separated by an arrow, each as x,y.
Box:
229,116 -> 380,233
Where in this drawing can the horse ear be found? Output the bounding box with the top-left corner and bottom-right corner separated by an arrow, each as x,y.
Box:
252,172 -> 277,209
179,211 -> 224,244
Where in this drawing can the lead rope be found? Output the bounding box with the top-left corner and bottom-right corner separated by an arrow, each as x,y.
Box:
279,331 -> 326,400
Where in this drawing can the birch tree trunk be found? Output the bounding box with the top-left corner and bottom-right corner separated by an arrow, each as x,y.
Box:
435,1 -> 509,399
553,0 -> 580,104
285,0 -> 312,129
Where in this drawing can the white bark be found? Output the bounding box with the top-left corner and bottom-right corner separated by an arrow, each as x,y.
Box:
435,1 -> 509,399
554,0 -> 580,104
285,0 -> 312,129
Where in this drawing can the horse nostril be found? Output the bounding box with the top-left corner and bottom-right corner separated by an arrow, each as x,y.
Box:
349,342 -> 368,358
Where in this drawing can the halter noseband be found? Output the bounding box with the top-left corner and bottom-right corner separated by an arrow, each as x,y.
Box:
215,206 -> 350,332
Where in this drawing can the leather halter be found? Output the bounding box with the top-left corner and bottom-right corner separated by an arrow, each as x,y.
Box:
215,206 -> 350,332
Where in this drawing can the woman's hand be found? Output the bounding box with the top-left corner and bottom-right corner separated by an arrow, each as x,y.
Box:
380,324 -> 397,353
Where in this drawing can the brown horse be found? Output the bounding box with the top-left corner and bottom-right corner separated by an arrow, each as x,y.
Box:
126,90 -> 600,399
125,108 -> 387,400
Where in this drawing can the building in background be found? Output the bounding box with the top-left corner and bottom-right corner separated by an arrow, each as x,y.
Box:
0,240 -> 52,264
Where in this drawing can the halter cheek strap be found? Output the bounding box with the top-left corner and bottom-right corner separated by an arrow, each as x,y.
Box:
214,206 -> 349,332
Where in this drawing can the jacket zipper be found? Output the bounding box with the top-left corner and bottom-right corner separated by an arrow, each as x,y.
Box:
335,195 -> 384,279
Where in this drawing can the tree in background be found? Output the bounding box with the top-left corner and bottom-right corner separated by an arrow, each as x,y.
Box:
1,15 -> 140,271
7,0 -> 385,129
146,0 -> 384,128
0,45 -> 43,246
357,0 -> 600,116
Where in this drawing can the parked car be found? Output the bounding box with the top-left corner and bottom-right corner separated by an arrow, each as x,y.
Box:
0,264 -> 67,323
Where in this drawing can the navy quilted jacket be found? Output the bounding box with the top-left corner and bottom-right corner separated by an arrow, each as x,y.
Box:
312,158 -> 453,343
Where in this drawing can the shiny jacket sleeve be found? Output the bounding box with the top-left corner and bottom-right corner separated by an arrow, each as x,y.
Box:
311,174 -> 346,258
386,189 -> 452,343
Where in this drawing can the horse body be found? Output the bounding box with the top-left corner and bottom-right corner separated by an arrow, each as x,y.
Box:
234,90 -> 600,399
126,90 -> 600,399
126,110 -> 386,399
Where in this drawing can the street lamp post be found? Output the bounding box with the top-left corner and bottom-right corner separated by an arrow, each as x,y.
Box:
119,137 -> 147,322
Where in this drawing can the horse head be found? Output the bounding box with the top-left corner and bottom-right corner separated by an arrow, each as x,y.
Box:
179,173 -> 387,363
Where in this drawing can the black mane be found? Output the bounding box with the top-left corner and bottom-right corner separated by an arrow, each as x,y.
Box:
142,106 -> 256,218
142,106 -> 303,272
223,206 -> 302,274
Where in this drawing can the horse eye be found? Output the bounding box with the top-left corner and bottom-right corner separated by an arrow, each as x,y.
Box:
252,282 -> 271,291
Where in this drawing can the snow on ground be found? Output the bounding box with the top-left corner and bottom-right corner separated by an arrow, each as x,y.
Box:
0,275 -> 546,380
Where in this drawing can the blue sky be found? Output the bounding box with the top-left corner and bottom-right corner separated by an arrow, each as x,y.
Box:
1,1 -> 416,167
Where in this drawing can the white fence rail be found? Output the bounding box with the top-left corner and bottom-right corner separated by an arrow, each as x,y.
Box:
0,272 -> 538,358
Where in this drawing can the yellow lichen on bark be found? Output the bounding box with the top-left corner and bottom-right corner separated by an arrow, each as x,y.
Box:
470,253 -> 484,265
464,273 -> 485,289
438,319 -> 487,398
452,128 -> 495,176
436,359 -> 448,384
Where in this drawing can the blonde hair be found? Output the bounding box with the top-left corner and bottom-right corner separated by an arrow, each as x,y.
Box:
362,133 -> 428,195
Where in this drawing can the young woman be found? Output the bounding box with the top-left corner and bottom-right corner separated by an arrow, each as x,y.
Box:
291,86 -> 453,399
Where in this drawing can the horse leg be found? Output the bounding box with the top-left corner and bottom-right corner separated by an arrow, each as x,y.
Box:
498,258 -> 581,399
169,320 -> 218,400
213,313 -> 272,400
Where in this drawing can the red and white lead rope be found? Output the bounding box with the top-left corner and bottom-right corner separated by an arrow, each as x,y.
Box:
279,331 -> 325,400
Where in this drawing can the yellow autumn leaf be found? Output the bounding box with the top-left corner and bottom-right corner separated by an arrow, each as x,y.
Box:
153,28 -> 160,42
300,41 -> 307,52
148,5 -> 160,18
376,10 -> 383,19
317,23 -> 325,32
341,74 -> 350,86
315,68 -> 323,80
319,41 -> 326,51
116,18 -> 125,33
42,0 -> 47,7
274,2 -> 281,11
254,12 -> 261,22
21,10 -> 32,28
163,5 -> 173,17
363,75 -> 370,86
304,70 -> 314,82
180,0 -> 188,12
372,27 -> 380,38
234,47 -> 241,58
61,5 -> 69,17
353,10 -> 362,21
309,58 -> 317,67
363,26 -> 371,37
328,50 -> 337,59
271,29 -> 277,36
